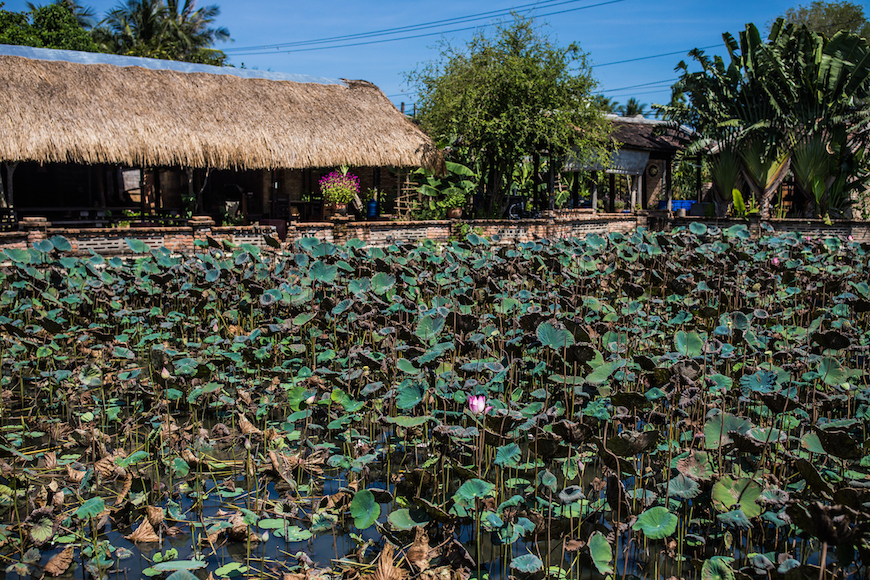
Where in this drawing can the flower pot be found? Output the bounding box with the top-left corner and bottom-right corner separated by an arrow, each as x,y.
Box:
446,207 -> 463,219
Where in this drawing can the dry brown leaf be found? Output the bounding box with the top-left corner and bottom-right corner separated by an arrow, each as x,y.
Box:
125,518 -> 159,543
269,451 -> 297,487
43,451 -> 57,470
146,506 -> 165,528
283,574 -> 307,580
181,448 -> 198,465
227,512 -> 248,541
65,464 -> 86,483
34,485 -> 48,508
406,526 -> 431,572
52,490 -> 65,511
43,545 -> 75,576
237,390 -> 253,407
363,543 -> 404,580
95,450 -> 125,478
238,414 -> 262,436
115,474 -> 133,506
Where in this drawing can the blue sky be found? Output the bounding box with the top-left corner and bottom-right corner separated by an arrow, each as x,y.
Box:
6,0 -> 799,114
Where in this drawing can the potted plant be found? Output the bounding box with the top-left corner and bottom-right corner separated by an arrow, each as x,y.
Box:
442,188 -> 467,219
319,167 -> 360,218
414,161 -> 476,219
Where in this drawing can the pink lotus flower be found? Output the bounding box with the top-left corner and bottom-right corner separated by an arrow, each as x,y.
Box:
160,367 -> 172,380
771,257 -> 779,266
467,395 -> 493,415
848,235 -> 854,241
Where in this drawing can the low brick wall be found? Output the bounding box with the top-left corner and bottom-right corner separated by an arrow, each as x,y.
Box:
657,214 -> 870,242
0,212 -> 640,256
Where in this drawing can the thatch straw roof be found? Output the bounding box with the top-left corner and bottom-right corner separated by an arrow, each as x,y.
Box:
0,46 -> 442,172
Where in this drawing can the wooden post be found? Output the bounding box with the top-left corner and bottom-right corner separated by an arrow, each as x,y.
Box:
608,173 -> 616,213
591,171 -> 598,215
571,172 -> 580,209
4,162 -> 18,208
533,153 -> 541,210
695,156 -> 701,202
668,157 -> 675,211
640,167 -> 647,209
547,157 -> 555,210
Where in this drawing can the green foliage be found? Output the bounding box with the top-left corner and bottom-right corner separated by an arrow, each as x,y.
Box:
0,3 -> 98,51
93,0 -> 231,65
413,162 -> 477,219
349,490 -> 380,530
660,20 -> 870,218
633,506 -> 678,539
779,1 -> 870,38
588,531 -> 613,574
408,14 -> 610,215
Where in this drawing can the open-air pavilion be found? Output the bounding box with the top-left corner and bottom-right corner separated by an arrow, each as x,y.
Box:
0,44 -> 442,235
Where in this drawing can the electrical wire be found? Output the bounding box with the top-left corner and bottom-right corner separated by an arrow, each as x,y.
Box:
224,0 -> 586,52
227,0 -> 627,56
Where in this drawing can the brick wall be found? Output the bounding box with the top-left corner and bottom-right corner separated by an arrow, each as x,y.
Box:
4,212 -> 864,258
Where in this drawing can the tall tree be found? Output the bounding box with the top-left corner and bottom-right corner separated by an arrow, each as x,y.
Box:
27,0 -> 97,29
659,20 -> 870,218
0,2 -> 98,51
407,14 -> 610,216
617,97 -> 647,117
779,1 -> 869,39
93,0 -> 229,64
593,95 -> 618,114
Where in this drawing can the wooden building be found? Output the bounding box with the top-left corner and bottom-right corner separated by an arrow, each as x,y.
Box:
0,44 -> 442,231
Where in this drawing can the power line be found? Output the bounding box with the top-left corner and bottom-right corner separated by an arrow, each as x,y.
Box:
227,0 -> 628,56
224,0 -> 585,52
593,44 -> 718,67
603,78 -> 678,92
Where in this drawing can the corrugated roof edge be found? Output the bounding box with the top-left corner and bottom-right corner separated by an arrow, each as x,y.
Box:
0,43 -> 346,86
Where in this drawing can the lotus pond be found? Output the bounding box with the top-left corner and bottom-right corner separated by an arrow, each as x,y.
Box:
0,224 -> 868,580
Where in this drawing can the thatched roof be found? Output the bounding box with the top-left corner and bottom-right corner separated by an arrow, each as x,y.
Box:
607,114 -> 689,154
0,45 -> 442,171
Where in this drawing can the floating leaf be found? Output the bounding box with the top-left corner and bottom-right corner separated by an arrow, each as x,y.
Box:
152,560 -> 207,572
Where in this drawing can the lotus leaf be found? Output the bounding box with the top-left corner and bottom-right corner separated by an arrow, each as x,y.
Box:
588,531 -> 613,574
349,490 -> 380,530
701,558 -> 735,580
387,509 -> 429,530
711,477 -> 762,517
633,506 -> 678,539
510,553 -> 543,573
453,479 -> 495,507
